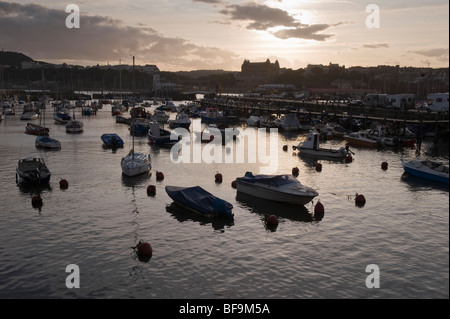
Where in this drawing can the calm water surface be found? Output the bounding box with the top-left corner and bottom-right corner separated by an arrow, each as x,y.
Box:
0,102 -> 448,299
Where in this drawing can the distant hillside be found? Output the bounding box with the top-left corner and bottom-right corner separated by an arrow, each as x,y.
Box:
0,51 -> 34,67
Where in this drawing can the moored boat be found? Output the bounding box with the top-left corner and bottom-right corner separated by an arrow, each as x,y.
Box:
235,172 -> 318,205
101,133 -> 124,148
35,135 -> 61,150
293,131 -> 351,159
25,123 -> 49,136
121,150 -> 151,177
165,185 -> 234,220
65,113 -> 84,133
402,159 -> 449,184
169,112 -> 191,129
344,131 -> 379,148
148,121 -> 174,145
16,157 -> 51,185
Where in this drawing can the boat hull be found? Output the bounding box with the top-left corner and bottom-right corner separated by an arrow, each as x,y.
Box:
298,147 -> 347,159
236,180 -> 317,205
121,152 -> 151,177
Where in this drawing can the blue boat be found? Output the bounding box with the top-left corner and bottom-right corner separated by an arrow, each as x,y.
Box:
148,121 -> 175,145
101,133 -> 124,148
130,119 -> 151,137
165,186 -> 234,220
402,159 -> 449,184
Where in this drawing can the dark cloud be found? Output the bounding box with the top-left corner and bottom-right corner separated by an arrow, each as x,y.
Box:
219,2 -> 300,30
218,1 -> 343,41
0,1 -> 240,70
409,48 -> 449,57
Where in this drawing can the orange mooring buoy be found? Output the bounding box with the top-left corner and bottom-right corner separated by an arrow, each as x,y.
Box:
147,185 -> 156,196
215,173 -> 223,183
315,163 -> 322,172
156,171 -> 164,181
355,194 -> 366,207
265,215 -> 279,229
381,161 -> 388,170
314,201 -> 325,220
231,180 -> 237,189
292,167 -> 299,176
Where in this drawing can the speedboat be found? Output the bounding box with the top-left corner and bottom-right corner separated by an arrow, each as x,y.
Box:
16,157 -> 51,185
101,133 -> 124,148
235,172 -> 318,205
121,150 -> 151,177
165,185 -> 234,220
293,131 -> 351,159
35,136 -> 61,150
402,159 -> 449,184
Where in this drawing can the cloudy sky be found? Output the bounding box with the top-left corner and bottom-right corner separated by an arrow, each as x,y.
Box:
0,0 -> 448,71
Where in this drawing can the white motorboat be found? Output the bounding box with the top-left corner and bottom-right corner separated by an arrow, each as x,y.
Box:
16,157 -> 51,185
402,159 -> 449,184
235,172 -> 318,205
293,131 -> 351,159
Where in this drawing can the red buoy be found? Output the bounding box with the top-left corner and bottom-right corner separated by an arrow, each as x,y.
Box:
292,167 -> 299,176
283,145 -> 288,151
314,201 -> 325,215
59,179 -> 69,189
31,195 -> 43,208
381,161 -> 388,170
147,185 -> 156,196
215,173 -> 223,183
315,163 -> 322,172
355,194 -> 366,207
265,215 -> 278,229
345,155 -> 353,163
156,171 -> 164,181
137,242 -> 153,257
231,180 -> 237,189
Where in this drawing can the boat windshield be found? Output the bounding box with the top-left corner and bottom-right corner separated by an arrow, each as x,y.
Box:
240,172 -> 299,186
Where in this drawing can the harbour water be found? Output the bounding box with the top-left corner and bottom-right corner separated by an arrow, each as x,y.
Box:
0,101 -> 448,299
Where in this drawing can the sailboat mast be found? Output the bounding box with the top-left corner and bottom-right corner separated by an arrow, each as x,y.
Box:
132,56 -> 135,158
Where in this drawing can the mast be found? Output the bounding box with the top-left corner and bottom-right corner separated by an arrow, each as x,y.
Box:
132,56 -> 135,158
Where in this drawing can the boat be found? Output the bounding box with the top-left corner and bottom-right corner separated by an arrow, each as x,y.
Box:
25,123 -> 49,136
121,56 -> 152,178
277,113 -> 301,131
16,157 -> 51,186
344,130 -> 379,148
165,185 -> 234,220
402,159 -> 449,184
293,131 -> 351,159
35,135 -> 61,150
200,108 -> 227,124
130,118 -> 151,136
111,103 -> 125,116
246,116 -> 261,127
53,108 -> 71,124
169,112 -> 191,129
235,172 -> 318,205
154,109 -> 170,123
148,121 -> 175,145
315,122 -> 351,139
65,112 -> 84,133
20,103 -> 39,120
101,133 -> 124,148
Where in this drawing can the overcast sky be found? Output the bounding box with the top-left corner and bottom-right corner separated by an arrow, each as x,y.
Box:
0,0 -> 448,71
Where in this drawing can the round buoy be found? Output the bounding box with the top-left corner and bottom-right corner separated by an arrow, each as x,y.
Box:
215,173 -> 223,183
355,194 -> 366,207
147,185 -> 156,196
31,195 -> 42,207
292,167 -> 299,176
156,171 -> 164,181
314,201 -> 325,215
345,155 -> 353,163
381,161 -> 388,170
231,180 -> 237,189
315,163 -> 322,172
137,241 -> 153,257
59,179 -> 69,189
283,145 -> 288,151
265,215 -> 278,229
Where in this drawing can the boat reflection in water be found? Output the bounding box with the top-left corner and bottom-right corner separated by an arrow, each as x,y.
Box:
165,202 -> 234,231
235,192 -> 314,225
